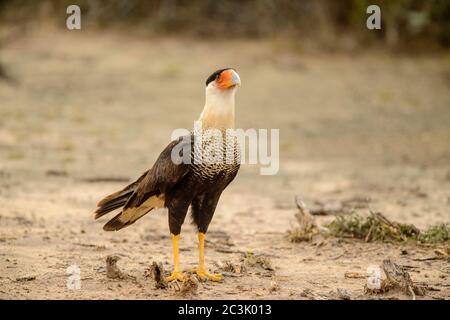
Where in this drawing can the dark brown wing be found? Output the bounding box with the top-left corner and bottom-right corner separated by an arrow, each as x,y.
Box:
102,135 -> 192,231
123,136 -> 191,209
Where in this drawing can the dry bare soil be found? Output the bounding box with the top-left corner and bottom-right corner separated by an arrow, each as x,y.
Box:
0,29 -> 449,299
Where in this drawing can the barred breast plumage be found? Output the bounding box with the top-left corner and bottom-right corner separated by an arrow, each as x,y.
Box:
191,129 -> 241,182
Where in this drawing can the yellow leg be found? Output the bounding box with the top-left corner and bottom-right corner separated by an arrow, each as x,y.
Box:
165,234 -> 186,282
194,232 -> 223,282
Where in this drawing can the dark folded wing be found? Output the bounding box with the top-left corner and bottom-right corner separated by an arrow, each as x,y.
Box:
123,135 -> 192,209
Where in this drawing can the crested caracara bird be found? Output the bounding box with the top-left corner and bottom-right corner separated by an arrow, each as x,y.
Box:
94,68 -> 241,282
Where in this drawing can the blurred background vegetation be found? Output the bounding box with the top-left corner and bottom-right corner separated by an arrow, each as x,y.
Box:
0,0 -> 449,52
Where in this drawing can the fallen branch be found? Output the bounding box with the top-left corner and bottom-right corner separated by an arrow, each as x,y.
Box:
364,259 -> 426,300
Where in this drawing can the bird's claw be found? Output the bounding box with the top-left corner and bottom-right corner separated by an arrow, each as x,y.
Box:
165,271 -> 186,282
194,268 -> 223,282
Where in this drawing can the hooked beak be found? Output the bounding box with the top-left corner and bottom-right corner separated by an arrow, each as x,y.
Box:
217,69 -> 241,90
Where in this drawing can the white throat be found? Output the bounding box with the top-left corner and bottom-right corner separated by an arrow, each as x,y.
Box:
198,87 -> 236,130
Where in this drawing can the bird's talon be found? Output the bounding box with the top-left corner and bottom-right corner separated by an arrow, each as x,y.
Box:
165,271 -> 186,282
195,268 -> 223,282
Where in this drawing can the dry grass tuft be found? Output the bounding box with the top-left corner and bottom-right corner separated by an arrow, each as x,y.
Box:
326,212 -> 449,244
243,252 -> 273,271
218,260 -> 246,274
418,223 -> 449,243
288,197 -> 319,242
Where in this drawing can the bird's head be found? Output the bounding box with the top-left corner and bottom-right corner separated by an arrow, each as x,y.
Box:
205,68 -> 241,93
200,68 -> 240,129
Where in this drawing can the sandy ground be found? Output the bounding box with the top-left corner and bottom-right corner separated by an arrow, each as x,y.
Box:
0,29 -> 449,299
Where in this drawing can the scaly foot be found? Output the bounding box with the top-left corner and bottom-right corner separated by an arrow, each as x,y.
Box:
165,271 -> 186,282
194,268 -> 223,282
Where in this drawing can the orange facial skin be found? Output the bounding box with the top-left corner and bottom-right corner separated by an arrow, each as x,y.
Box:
216,69 -> 240,90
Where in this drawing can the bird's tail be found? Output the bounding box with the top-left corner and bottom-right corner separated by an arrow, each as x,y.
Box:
102,194 -> 164,231
94,190 -> 133,219
93,170 -> 148,219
